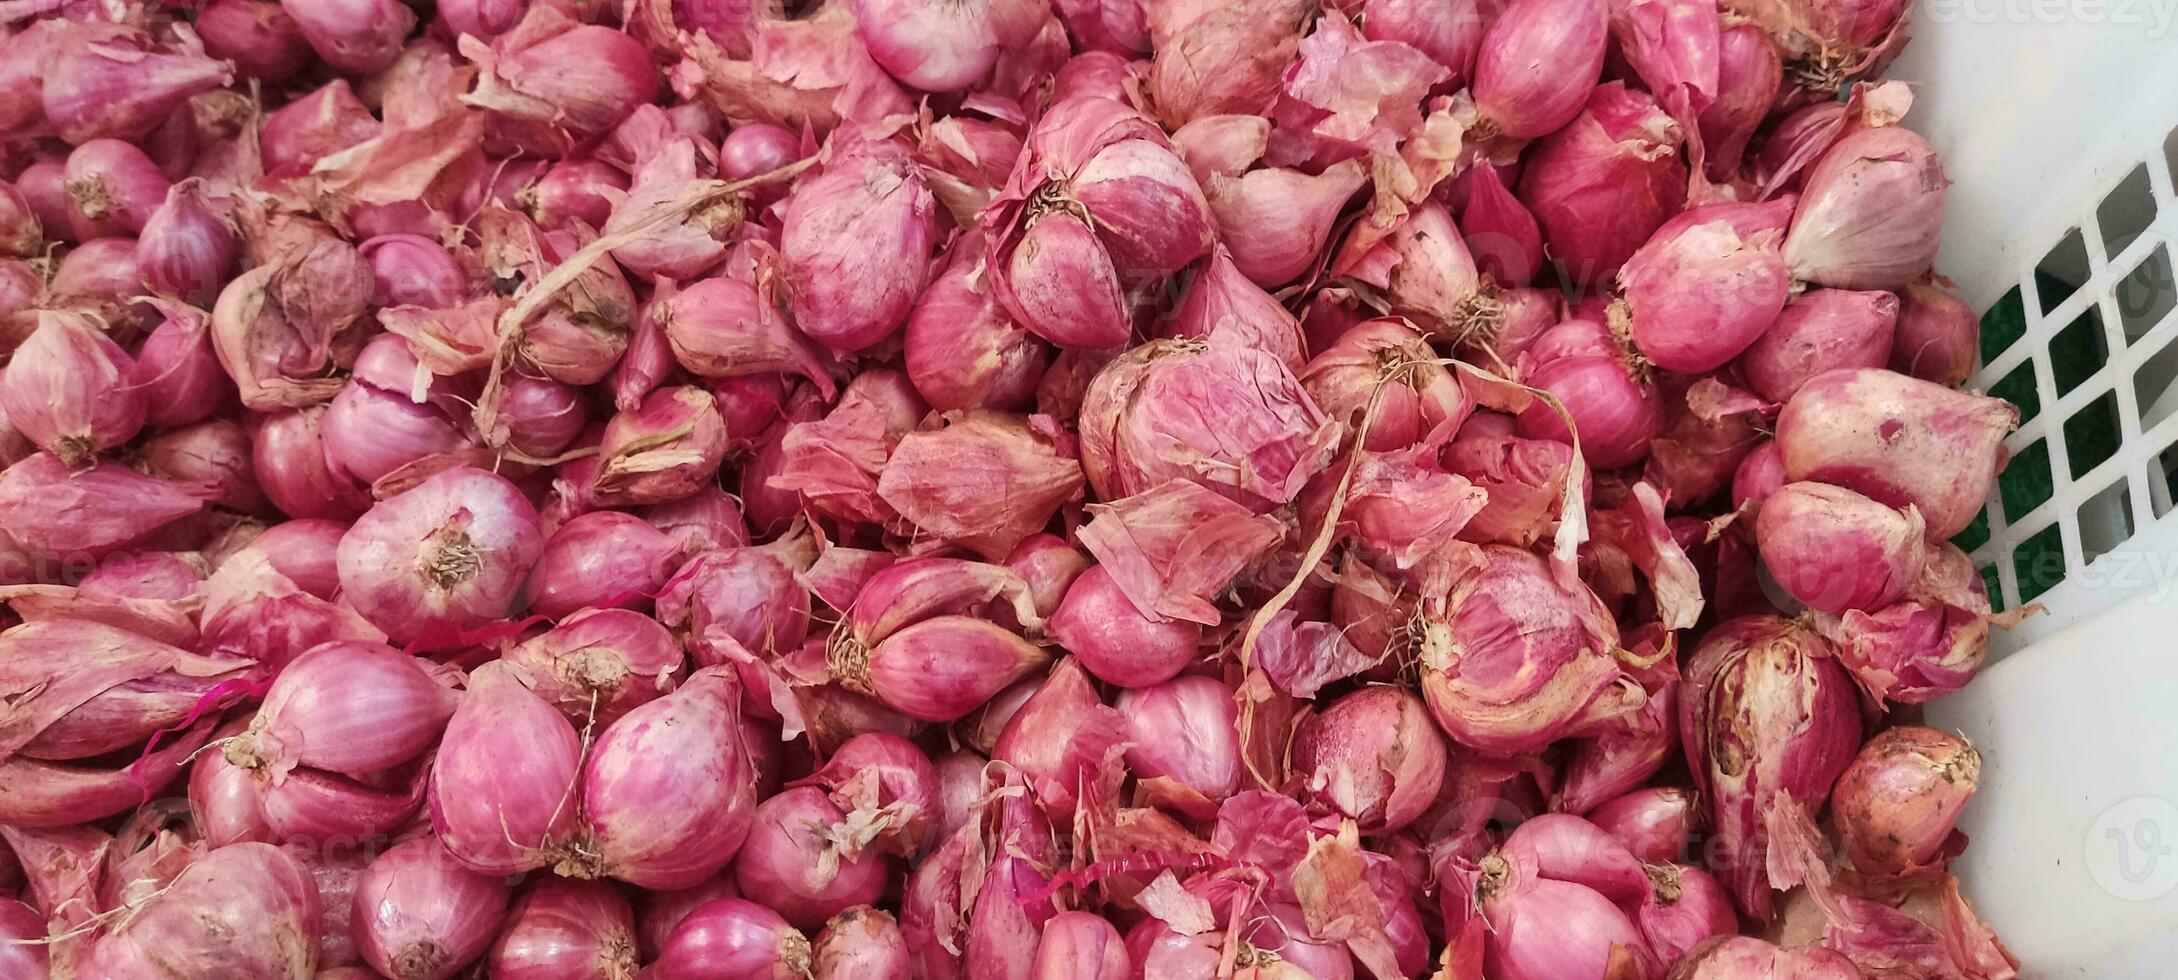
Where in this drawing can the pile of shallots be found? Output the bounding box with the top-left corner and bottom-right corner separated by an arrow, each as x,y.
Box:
0,0 -> 2029,976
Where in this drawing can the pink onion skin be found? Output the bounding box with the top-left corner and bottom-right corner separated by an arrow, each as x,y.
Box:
1301,318 -> 1472,452
1114,675 -> 1244,805
650,898 -> 812,980
1004,533 -> 1089,619
503,608 -> 686,725
1830,726 -> 1979,877
61,140 -> 167,240
1783,126 -> 1948,290
0,452 -> 206,559
0,311 -> 145,467
1637,864 -> 1737,965
260,80 -> 377,177
990,657 -> 1124,820
1047,564 -> 1201,688
995,210 -> 1132,350
282,0 -> 416,75
488,877 -> 640,980
1669,936 -> 1863,979
1740,288 -> 1900,403
1775,367 -> 2016,539
429,661 -> 582,876
1472,0 -> 1610,140
1032,911 -> 1130,980
1588,787 -> 1697,864
813,906 -> 912,980
1205,160 -> 1370,289
77,843 -> 320,978
850,616 -> 1051,722
225,640 -> 456,780
1680,616 -> 1863,921
643,487 -> 752,553
353,837 -> 512,980
1697,25 -> 1783,181
1365,0 -> 1493,89
735,786 -> 890,930
441,0 -> 528,41
796,732 -> 938,854
336,466 -> 544,645
198,0 -> 316,83
471,18 -> 664,156
782,138 -> 941,354
0,182 -> 39,259
1756,481 -> 1925,613
526,511 -> 685,618
655,546 -> 811,665
579,668 -> 759,889
905,243 -> 1055,413
1889,281 -> 1980,387
1517,82 -> 1687,286
592,385 -> 730,507
1619,198 -> 1796,374
43,40 -> 234,146
1292,686 -> 1448,834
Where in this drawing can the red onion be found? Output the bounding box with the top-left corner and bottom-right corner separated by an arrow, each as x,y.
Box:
904,240 -> 1053,412
814,905 -> 912,980
660,275 -> 835,397
1471,845 -> 1662,980
575,668 -> 759,889
1816,539 -> 2001,704
1500,812 -> 1653,903
139,418 -> 268,515
336,466 -> 544,644
0,453 -> 206,558
1363,0 -> 1494,89
353,836 -> 512,980
1004,533 -> 1089,619
441,0 -> 529,40
1147,0 -> 1310,128
995,209 -> 1131,349
520,159 -> 627,232
1,310 -> 143,467
991,657 -> 1128,819
1515,321 -> 1665,469
782,136 -> 941,354
224,640 -> 454,780
1115,674 -> 1243,806
1080,339 -> 1335,511
0,898 -> 47,975
1775,367 -> 2015,539
1740,288 -> 1899,402
734,786 -> 889,929
1889,280 -> 1980,387
527,511 -> 686,618
50,238 -> 152,330
1471,0 -> 1609,140
489,877 -> 640,980
1783,127 -> 1947,290
137,181 -> 238,305
1204,159 -> 1368,290
282,0 -> 416,75
1731,439 -> 1786,513
258,759 -> 431,844
1669,936 -> 1862,979
198,0 -> 315,83
244,519 -> 345,600
260,81 -> 379,177
62,139 -> 170,237
635,873 -> 742,962
43,37 -> 234,146
643,487 -> 751,553
1332,201 -> 1486,340
360,234 -> 468,310
1636,863 -> 1737,964
1680,616 -> 1862,921
521,231 -> 640,385
1420,545 -> 1643,756
253,406 -> 372,521
1829,726 -> 1979,878
78,843 -> 320,977
428,660 -> 582,875
0,180 -> 39,259
721,123 -> 804,185
1047,564 -> 1201,687
1292,686 -> 1447,833
117,301 -> 226,430
1698,24 -> 1783,181
1588,786 -> 1696,863
506,608 -> 685,725
656,543 -> 812,667
1031,911 -> 1131,980
606,140 -> 733,282
211,238 -> 372,411
876,412 -> 1083,561
1757,481 -> 1925,613
649,898 -> 812,980
851,0 -> 1031,93
1167,247 -> 1308,371
1517,82 -> 1687,285
323,381 -> 475,492
1458,163 -> 1545,289
464,10 -> 661,156
1618,198 -> 1795,374
841,616 -> 1050,722
795,732 -> 938,855
1301,317 -> 1472,452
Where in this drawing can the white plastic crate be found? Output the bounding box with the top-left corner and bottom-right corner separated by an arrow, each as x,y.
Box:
1886,7 -> 2178,975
